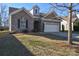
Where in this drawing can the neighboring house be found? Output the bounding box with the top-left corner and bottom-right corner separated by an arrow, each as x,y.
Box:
9,5 -> 61,32
61,14 -> 78,31
4,19 -> 9,27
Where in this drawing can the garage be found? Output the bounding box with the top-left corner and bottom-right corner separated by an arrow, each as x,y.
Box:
44,22 -> 59,32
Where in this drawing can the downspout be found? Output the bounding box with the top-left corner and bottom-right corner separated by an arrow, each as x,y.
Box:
9,15 -> 12,32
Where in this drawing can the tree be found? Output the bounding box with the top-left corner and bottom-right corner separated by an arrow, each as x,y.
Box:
0,3 -> 7,26
74,18 -> 79,31
50,3 -> 79,44
0,15 -> 2,26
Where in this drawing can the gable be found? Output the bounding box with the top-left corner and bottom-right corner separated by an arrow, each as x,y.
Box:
44,14 -> 56,19
44,11 -> 57,18
44,13 -> 56,18
62,16 -> 77,22
61,19 -> 67,24
12,10 -> 33,20
10,9 -> 33,18
43,12 -> 62,21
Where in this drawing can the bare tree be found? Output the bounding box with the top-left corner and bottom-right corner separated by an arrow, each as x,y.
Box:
0,3 -> 7,26
50,3 -> 79,44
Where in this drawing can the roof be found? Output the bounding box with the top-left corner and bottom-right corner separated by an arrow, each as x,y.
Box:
9,7 -> 19,14
42,18 -> 61,22
42,8 -> 61,20
32,13 -> 46,18
9,8 -> 33,18
61,15 -> 77,22
43,12 -> 61,21
44,11 -> 57,18
39,13 -> 46,17
9,7 -> 61,21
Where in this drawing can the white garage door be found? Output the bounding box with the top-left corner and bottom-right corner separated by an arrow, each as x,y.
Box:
44,22 -> 59,32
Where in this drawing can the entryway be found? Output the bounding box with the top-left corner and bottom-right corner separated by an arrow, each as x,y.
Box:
34,21 -> 40,32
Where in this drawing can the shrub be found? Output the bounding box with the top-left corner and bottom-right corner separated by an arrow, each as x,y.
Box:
74,20 -> 79,31
21,29 -> 29,33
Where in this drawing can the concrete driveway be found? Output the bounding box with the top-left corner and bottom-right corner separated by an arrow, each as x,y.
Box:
51,32 -> 79,41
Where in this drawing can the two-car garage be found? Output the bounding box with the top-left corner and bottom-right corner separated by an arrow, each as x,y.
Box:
44,22 -> 60,32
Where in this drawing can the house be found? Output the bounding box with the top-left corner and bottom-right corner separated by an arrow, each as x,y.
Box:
61,14 -> 78,31
9,5 -> 61,32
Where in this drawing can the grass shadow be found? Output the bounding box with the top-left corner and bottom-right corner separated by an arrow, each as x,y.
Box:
26,32 -> 79,42
0,33 -> 34,56
27,32 -> 67,41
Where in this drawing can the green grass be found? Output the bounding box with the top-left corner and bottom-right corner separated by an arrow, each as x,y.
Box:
0,32 -> 79,56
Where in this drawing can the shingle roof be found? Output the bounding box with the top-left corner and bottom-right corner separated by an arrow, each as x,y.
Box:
9,7 -> 34,18
9,7 -> 19,14
9,7 -> 61,21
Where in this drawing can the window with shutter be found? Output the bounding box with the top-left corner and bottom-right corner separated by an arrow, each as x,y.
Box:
18,19 -> 20,28
26,20 -> 28,28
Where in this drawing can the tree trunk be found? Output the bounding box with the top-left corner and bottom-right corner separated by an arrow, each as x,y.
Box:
68,3 -> 72,44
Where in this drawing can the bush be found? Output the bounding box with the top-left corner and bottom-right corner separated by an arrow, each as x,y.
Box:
0,26 -> 9,31
9,31 -> 17,34
21,29 -> 29,33
0,26 -> 4,31
74,21 -> 79,31
0,28 -> 4,31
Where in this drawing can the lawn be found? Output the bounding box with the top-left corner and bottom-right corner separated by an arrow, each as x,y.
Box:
0,31 -> 79,56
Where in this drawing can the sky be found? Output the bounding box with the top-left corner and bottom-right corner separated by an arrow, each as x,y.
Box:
1,3 -> 79,21
1,3 -> 79,26
6,3 -> 51,13
4,3 -> 69,16
1,3 -> 79,17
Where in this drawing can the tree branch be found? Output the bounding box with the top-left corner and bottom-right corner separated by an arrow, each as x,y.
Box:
72,3 -> 79,7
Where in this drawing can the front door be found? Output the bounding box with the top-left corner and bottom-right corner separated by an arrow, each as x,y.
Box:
34,21 -> 40,32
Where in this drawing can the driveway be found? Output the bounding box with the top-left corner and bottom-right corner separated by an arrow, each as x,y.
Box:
50,32 -> 79,41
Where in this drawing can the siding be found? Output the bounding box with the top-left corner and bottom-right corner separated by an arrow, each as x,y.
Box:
10,10 -> 34,32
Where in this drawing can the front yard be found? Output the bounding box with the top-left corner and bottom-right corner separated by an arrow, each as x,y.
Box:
0,31 -> 79,56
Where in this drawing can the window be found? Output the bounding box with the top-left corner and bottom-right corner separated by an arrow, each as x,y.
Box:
17,19 -> 20,28
35,9 -> 38,14
26,20 -> 28,28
